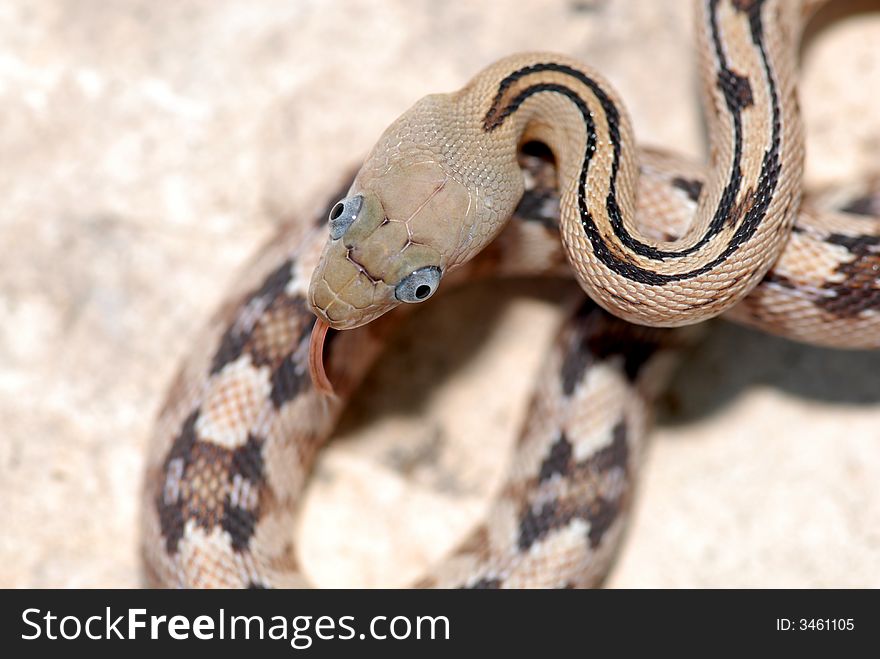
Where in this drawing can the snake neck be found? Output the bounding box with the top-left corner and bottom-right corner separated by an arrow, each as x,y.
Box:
462,54 -> 641,263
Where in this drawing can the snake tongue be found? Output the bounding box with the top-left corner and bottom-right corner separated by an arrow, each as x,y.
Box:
308,317 -> 335,396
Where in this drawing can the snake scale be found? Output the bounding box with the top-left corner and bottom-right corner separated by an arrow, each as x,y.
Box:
142,0 -> 880,588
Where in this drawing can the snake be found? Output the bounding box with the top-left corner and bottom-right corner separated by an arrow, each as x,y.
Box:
141,0 -> 880,588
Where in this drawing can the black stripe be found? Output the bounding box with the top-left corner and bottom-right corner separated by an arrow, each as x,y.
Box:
482,0 -> 784,285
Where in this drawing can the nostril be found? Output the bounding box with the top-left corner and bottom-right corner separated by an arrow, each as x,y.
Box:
328,195 -> 364,240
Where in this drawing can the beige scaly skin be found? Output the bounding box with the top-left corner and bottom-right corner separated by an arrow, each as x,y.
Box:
309,0 -> 805,333
142,0 -> 879,587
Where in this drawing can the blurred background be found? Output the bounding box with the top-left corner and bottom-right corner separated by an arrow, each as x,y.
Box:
1,0 -> 879,587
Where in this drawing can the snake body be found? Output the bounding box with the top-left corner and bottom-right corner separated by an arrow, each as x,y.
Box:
142,0 -> 880,587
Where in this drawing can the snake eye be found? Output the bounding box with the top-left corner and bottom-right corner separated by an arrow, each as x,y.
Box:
394,266 -> 441,304
328,195 -> 363,240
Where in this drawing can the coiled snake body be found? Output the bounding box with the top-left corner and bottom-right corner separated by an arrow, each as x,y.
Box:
142,0 -> 880,587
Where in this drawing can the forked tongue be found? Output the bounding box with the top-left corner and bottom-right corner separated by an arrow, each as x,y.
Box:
308,317 -> 336,396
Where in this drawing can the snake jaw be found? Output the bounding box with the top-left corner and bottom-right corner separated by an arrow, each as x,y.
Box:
308,317 -> 336,396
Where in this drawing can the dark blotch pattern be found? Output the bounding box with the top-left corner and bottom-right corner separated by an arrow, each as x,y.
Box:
156,495 -> 186,555
578,421 -> 629,549
731,0 -> 760,11
580,421 -> 629,476
671,176 -> 704,203
269,344 -> 311,408
761,271 -> 796,289
562,301 -> 666,390
218,434 -> 267,553
221,502 -> 259,552
818,234 -> 880,317
156,411 -> 199,554
156,409 -> 268,555
210,258 -> 296,374
518,501 -> 561,551
560,340 -> 592,395
211,324 -> 251,376
231,433 -> 265,483
840,195 -> 880,217
538,433 -> 574,482
517,420 -> 631,553
826,233 -> 880,254
516,189 -> 560,229
587,330 -> 661,383
717,69 -> 754,109
585,497 -> 618,549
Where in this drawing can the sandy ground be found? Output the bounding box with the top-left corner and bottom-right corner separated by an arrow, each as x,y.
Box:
1,0 -> 878,588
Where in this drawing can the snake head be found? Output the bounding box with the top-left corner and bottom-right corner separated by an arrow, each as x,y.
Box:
307,93 -> 522,392
308,90 -> 524,332
308,156 -> 475,331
